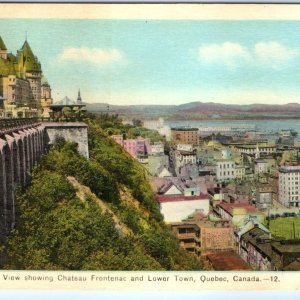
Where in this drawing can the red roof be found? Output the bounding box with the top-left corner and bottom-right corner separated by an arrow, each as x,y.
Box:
206,251 -> 251,271
156,194 -> 209,203
218,202 -> 259,215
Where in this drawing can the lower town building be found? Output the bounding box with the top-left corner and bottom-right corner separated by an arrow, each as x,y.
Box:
173,148 -> 197,176
197,219 -> 235,254
215,159 -> 236,182
171,127 -> 199,145
271,240 -> 300,270
255,187 -> 273,210
170,222 -> 201,255
278,165 -> 300,208
147,154 -> 170,177
111,135 -> 151,161
216,202 -> 266,228
170,219 -> 234,256
222,183 -> 251,203
235,165 -> 246,179
208,187 -> 223,207
156,194 -> 209,223
254,159 -> 269,174
239,226 -> 273,270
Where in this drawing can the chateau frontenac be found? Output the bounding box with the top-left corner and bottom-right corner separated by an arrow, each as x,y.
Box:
0,36 -> 52,118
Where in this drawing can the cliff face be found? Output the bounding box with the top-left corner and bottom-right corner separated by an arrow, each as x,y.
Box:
1,116 -> 203,271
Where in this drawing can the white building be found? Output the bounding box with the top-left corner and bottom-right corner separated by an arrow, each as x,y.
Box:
156,194 -> 210,223
279,166 -> 300,207
150,142 -> 164,155
176,144 -> 193,151
215,160 -> 236,182
235,145 -> 276,156
254,160 -> 269,174
235,165 -> 246,179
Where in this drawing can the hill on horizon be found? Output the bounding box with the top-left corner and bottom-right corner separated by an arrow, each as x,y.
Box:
85,101 -> 300,117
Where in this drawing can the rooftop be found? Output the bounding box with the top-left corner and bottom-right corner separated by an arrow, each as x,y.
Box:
18,40 -> 41,72
41,75 -> 50,86
0,36 -> 7,50
197,219 -> 232,228
218,202 -> 261,216
178,150 -> 196,155
206,251 -> 251,270
156,194 -> 209,203
157,182 -> 181,194
279,165 -> 300,173
272,240 -> 300,253
241,227 -> 272,259
283,258 -> 300,271
171,127 -> 199,131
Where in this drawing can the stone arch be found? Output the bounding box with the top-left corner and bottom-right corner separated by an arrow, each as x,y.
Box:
38,128 -> 45,157
30,129 -> 37,166
34,130 -> 40,162
35,130 -> 41,159
3,142 -> 14,231
23,134 -> 31,182
40,127 -> 46,153
31,130 -> 36,165
17,137 -> 26,187
0,146 -> 7,241
27,133 -> 33,172
12,139 -> 20,187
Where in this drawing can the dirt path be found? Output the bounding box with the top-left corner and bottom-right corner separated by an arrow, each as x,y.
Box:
67,176 -> 132,236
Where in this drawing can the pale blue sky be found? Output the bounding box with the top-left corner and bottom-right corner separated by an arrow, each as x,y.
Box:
1,19 -> 300,105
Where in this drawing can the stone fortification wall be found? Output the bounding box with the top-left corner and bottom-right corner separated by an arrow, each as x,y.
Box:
43,122 -> 89,159
0,121 -> 89,241
0,123 -> 45,240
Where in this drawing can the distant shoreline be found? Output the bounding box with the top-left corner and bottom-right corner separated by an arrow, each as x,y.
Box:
165,116 -> 300,121
91,110 -> 300,121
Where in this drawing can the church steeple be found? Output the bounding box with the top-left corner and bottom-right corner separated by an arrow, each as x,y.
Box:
77,89 -> 82,103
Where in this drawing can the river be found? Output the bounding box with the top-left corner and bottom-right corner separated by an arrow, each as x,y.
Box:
165,119 -> 300,134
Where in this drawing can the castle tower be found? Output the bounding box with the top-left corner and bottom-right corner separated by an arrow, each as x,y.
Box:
17,40 -> 42,108
0,36 -> 7,60
41,76 -> 52,100
40,76 -> 52,118
77,89 -> 82,104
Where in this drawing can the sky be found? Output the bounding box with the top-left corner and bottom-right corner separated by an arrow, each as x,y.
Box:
1,19 -> 300,105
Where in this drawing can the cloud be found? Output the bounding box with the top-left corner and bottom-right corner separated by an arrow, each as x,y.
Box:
198,41 -> 299,70
254,41 -> 298,68
198,42 -> 250,69
58,47 -> 123,64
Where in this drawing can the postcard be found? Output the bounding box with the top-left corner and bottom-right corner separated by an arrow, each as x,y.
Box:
1,2 -> 300,294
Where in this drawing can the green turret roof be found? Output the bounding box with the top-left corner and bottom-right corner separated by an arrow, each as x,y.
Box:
41,75 -> 50,86
0,36 -> 7,51
7,53 -> 17,63
0,57 -> 16,76
17,40 -> 41,72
